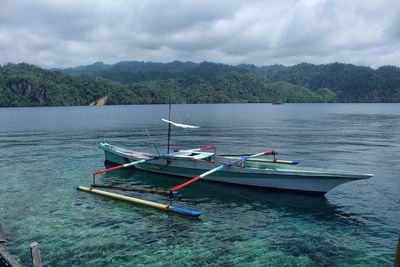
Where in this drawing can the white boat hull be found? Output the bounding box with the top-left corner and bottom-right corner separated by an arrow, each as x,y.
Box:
98,143 -> 373,195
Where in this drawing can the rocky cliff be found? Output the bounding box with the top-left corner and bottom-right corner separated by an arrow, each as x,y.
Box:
7,79 -> 48,104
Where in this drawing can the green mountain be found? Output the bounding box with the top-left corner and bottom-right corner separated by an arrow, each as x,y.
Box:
258,63 -> 400,102
58,61 -> 400,103
0,63 -> 131,106
57,61 -> 250,84
2,60 -> 399,107
0,63 -> 336,107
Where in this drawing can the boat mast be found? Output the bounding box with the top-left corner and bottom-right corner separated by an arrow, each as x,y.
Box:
167,97 -> 172,154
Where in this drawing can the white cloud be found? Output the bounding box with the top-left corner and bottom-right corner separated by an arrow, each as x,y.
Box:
0,0 -> 399,68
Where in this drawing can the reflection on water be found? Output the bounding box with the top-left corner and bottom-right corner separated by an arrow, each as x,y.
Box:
101,169 -> 364,227
0,103 -> 399,266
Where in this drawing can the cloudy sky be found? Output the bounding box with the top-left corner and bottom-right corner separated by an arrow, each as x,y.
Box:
0,0 -> 399,68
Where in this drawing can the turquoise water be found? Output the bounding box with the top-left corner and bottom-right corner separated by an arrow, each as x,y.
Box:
0,103 -> 399,266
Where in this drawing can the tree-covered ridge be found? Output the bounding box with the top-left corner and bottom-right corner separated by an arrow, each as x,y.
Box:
57,61 -> 245,84
0,63 -> 129,106
0,63 -> 336,107
58,60 -> 400,103
258,63 -> 400,102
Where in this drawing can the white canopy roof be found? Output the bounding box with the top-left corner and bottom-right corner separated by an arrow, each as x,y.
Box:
161,118 -> 199,129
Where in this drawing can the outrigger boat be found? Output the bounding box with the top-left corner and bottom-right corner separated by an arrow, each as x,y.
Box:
97,141 -> 372,196
78,103 -> 372,217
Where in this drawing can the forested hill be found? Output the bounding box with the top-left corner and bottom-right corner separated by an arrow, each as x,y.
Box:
257,63 -> 400,102
59,61 -> 241,84
1,61 -> 399,107
0,63 -> 335,107
60,61 -> 400,103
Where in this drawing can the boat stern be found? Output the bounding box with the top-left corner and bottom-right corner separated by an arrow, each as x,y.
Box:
97,142 -> 154,166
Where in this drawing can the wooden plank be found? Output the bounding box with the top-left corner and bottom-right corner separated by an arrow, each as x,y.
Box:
395,236 -> 400,267
29,242 -> 42,267
0,245 -> 21,267
0,223 -> 5,243
92,184 -> 172,196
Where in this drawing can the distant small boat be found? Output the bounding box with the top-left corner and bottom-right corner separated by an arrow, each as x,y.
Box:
272,100 -> 284,105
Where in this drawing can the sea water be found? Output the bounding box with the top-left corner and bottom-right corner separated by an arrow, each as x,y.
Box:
0,103 -> 399,266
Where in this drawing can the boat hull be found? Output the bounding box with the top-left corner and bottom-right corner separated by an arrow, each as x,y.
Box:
99,143 -> 373,195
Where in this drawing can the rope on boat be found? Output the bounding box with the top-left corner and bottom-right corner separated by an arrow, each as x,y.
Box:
142,124 -> 161,156
364,179 -> 400,204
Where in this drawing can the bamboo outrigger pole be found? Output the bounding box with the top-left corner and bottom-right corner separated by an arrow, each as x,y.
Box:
170,150 -> 275,192
186,145 -> 216,152
92,157 -> 156,185
93,157 -> 156,176
220,154 -> 298,165
77,186 -> 200,217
